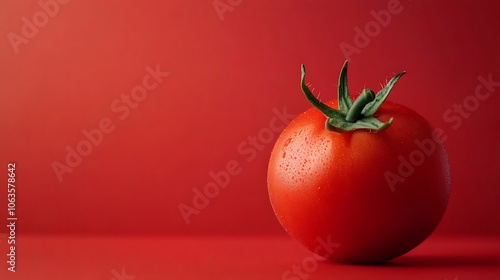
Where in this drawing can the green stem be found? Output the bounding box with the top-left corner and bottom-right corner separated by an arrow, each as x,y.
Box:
345,89 -> 375,122
300,61 -> 404,132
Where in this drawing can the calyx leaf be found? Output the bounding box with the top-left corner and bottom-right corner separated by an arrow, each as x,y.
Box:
300,61 -> 405,133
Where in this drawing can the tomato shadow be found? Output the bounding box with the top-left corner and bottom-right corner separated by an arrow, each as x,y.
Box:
319,254 -> 500,269
385,254 -> 500,268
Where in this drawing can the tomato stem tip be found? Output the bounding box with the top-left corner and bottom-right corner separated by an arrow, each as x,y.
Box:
345,89 -> 375,123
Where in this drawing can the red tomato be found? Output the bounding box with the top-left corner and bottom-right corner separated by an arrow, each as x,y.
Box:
267,62 -> 451,264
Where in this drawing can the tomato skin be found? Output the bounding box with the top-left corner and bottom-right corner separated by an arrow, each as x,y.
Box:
268,99 -> 451,264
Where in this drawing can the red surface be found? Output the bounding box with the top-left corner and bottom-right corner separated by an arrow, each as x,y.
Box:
1,0 -> 500,278
0,234 -> 499,279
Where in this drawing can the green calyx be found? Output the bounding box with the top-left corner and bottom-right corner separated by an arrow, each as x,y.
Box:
301,61 -> 405,133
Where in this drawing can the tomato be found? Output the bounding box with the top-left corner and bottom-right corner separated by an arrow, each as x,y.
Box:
267,61 -> 451,264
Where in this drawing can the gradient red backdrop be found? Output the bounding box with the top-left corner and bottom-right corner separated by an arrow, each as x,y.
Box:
2,1 -> 500,279
1,0 -> 499,238
0,0 -> 500,235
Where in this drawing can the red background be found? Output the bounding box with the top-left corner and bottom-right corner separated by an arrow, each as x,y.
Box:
0,0 -> 500,278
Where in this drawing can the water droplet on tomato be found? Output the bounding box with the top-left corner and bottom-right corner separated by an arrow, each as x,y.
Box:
284,138 -> 292,147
